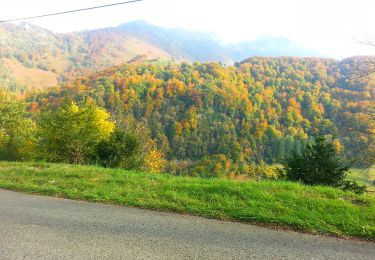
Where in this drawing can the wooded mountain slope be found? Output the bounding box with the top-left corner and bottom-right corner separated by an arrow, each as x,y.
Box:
28,57 -> 374,166
0,21 -> 315,91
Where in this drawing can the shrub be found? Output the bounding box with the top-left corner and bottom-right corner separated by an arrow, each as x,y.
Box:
188,154 -> 237,178
281,136 -> 349,186
0,91 -> 36,161
280,135 -> 366,193
143,150 -> 166,173
165,159 -> 192,176
95,129 -> 141,169
37,102 -> 114,164
245,163 -> 279,180
95,116 -> 166,172
341,180 -> 366,195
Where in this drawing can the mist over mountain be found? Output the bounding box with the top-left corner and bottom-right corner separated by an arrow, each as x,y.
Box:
118,21 -> 319,62
117,21 -> 230,62
226,36 -> 319,61
0,20 -> 319,90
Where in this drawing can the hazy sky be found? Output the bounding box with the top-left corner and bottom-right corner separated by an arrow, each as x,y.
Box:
2,0 -> 375,58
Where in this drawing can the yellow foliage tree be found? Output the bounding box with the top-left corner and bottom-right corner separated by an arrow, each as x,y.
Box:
144,150 -> 166,173
37,102 -> 114,164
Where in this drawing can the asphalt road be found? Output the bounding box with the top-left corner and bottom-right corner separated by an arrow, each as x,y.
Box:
0,189 -> 374,259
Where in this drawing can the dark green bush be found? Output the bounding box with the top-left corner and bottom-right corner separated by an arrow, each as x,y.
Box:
280,136 -> 366,193
95,129 -> 141,169
341,180 -> 366,195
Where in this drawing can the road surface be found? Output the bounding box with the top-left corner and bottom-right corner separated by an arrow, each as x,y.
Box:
0,189 -> 373,259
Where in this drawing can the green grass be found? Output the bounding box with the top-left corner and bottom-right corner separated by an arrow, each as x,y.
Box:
348,166 -> 375,192
0,161 -> 374,240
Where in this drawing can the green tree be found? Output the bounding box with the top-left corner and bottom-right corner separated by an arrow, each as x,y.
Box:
0,92 -> 35,161
282,136 -> 349,186
281,136 -> 366,193
37,102 -> 114,164
96,115 -> 164,171
96,129 -> 141,169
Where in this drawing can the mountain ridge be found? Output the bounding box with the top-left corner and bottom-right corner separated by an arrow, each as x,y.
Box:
0,20 -> 339,91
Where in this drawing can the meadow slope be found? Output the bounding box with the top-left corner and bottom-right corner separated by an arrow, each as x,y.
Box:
0,161 -> 373,240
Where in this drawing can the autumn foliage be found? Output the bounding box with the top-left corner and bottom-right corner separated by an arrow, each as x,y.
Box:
26,57 -> 374,170
1,57 -> 374,177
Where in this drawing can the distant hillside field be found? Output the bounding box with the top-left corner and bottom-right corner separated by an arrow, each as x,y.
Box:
349,166 -> 375,191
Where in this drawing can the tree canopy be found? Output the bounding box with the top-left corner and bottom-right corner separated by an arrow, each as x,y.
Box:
27,57 -> 374,168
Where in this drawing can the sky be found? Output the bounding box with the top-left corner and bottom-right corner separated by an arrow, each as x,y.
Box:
1,0 -> 375,58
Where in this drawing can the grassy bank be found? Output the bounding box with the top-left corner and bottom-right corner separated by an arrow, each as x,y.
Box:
348,166 -> 375,192
0,161 -> 374,240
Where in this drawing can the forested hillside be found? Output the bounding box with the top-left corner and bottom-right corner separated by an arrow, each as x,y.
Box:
0,22 -> 170,91
0,21 -> 314,91
27,57 -> 374,169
